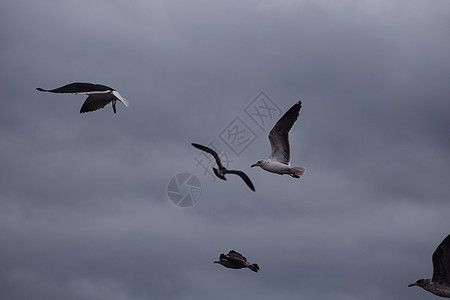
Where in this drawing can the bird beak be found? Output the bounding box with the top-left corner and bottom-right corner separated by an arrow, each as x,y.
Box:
213,260 -> 220,264
408,283 -> 415,287
251,164 -> 257,168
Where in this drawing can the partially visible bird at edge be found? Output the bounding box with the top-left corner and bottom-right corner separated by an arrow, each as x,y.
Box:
409,234 -> 450,298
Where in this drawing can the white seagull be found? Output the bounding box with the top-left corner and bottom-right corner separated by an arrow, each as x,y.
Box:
214,250 -> 260,272
251,101 -> 306,178
409,234 -> 450,298
37,82 -> 129,114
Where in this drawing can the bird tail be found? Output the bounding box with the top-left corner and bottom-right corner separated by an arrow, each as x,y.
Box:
248,263 -> 259,272
289,166 -> 306,178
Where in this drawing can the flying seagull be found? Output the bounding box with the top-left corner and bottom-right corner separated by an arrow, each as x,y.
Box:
409,234 -> 450,298
192,143 -> 255,191
36,82 -> 129,114
214,250 -> 259,272
251,101 -> 306,178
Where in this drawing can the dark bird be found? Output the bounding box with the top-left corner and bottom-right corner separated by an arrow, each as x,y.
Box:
191,143 -> 255,191
36,82 -> 129,114
409,234 -> 450,298
214,250 -> 259,272
251,101 -> 305,178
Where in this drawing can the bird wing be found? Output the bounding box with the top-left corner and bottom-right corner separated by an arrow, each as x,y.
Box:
432,234 -> 450,284
268,101 -> 301,165
37,82 -> 114,94
191,143 -> 224,169
225,170 -> 255,191
227,250 -> 247,262
80,93 -> 114,113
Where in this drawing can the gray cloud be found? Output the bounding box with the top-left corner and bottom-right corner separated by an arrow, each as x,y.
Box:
1,0 -> 450,299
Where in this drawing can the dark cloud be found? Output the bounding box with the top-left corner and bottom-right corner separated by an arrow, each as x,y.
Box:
1,0 -> 450,299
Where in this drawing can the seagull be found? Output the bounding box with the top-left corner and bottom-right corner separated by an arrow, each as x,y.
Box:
214,250 -> 260,272
409,234 -> 450,298
192,143 -> 255,191
36,82 -> 129,114
251,101 -> 306,178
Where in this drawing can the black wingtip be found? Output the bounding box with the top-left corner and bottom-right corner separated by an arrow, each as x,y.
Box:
245,180 -> 256,192
191,143 -> 203,149
191,143 -> 212,153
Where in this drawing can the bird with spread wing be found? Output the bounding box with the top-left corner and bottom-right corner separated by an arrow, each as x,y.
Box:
251,101 -> 305,178
37,82 -> 129,114
192,143 -> 255,191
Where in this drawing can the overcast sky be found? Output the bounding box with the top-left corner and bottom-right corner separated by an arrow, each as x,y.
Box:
1,0 -> 450,299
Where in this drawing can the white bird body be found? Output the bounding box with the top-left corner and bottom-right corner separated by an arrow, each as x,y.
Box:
256,159 -> 297,175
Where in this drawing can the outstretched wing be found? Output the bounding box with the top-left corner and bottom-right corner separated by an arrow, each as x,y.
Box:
268,101 -> 301,165
226,170 -> 255,191
432,234 -> 450,284
37,82 -> 114,94
191,143 -> 224,169
227,250 -> 247,263
80,93 -> 114,113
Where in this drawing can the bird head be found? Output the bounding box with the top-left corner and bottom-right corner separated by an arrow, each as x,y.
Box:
408,278 -> 429,288
214,260 -> 226,267
251,160 -> 265,168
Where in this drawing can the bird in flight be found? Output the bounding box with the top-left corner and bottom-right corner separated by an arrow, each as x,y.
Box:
37,82 -> 129,114
191,143 -> 255,191
409,234 -> 450,298
214,250 -> 259,272
251,101 -> 305,178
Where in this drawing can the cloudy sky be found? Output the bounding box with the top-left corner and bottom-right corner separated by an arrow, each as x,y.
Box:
1,0 -> 450,299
